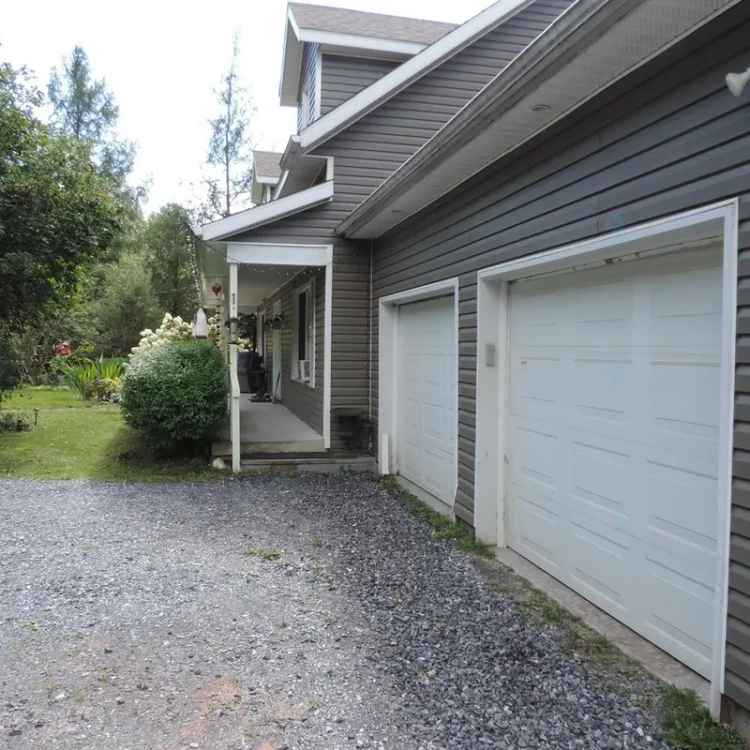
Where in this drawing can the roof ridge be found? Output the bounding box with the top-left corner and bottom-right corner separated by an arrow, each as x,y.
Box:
287,2 -> 458,29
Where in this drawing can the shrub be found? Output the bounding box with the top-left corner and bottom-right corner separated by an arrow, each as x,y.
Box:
58,357 -> 126,400
120,339 -> 227,451
0,411 -> 32,433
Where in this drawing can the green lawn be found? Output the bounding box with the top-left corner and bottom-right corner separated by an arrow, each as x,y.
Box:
0,387 -> 215,482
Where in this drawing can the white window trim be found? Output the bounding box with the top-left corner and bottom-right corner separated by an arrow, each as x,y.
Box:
291,278 -> 316,389
473,199 -> 738,719
377,278 -> 460,502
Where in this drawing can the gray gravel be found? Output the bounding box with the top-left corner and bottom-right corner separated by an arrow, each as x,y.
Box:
0,474 -> 670,749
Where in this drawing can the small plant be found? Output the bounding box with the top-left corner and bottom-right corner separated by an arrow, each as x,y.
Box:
245,547 -> 282,561
58,357 -> 125,401
660,686 -> 744,750
0,411 -> 32,433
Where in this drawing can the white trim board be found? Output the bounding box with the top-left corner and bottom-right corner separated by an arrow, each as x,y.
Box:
298,0 -> 534,151
378,278 -> 460,507
200,181 -> 333,241
473,200 -> 738,718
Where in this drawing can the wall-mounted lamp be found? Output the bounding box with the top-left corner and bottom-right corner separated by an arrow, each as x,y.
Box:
726,67 -> 750,97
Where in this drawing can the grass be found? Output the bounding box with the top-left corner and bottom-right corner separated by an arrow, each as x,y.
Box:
0,386 -> 215,482
378,474 -> 493,558
244,547 -> 283,561
661,687 -> 744,750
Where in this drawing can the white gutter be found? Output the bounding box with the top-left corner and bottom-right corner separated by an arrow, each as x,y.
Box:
200,180 -> 334,242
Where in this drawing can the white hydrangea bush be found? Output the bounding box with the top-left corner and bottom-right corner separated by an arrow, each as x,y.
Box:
131,312 -> 224,357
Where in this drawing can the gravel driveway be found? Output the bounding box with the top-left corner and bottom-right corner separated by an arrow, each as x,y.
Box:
0,474 -> 669,749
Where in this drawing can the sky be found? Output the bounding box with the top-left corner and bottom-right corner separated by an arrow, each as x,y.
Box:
1,0 -> 492,214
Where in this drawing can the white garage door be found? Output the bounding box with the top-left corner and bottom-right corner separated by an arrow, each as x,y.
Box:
396,296 -> 457,505
508,246 -> 722,678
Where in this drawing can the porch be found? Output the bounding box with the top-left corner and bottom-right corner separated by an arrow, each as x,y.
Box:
204,241 -> 334,472
213,399 -> 325,456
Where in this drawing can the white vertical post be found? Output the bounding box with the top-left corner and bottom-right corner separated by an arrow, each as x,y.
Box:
229,263 -> 241,474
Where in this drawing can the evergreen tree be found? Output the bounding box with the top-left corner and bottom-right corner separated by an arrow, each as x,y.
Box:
205,36 -> 254,218
48,46 -> 138,204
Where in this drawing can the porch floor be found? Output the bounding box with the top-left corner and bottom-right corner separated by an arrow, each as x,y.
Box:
213,399 -> 325,456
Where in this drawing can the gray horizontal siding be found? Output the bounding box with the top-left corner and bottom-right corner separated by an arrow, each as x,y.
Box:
321,55 -> 399,116
314,0 -> 574,209
370,3 -> 750,707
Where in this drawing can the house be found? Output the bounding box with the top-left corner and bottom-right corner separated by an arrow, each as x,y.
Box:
199,0 -> 750,727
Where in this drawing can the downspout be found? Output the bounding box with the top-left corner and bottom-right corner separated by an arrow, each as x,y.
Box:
368,239 -> 374,423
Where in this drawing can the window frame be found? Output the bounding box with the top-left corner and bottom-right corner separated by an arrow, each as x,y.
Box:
291,279 -> 315,388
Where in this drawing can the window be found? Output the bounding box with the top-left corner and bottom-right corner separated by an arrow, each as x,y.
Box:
292,280 -> 315,387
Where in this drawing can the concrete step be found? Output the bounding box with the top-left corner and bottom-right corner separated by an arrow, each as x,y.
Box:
239,454 -> 375,474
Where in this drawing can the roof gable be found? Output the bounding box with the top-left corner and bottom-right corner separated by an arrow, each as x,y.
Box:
297,0 -> 544,150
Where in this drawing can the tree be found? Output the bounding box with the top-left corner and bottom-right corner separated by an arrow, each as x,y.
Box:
48,46 -> 139,207
92,253 -> 161,356
143,204 -> 200,320
0,62 -> 122,332
205,36 -> 254,218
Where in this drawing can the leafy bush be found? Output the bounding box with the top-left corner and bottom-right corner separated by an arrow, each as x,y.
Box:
0,334 -> 18,401
0,411 -> 32,433
120,339 -> 227,451
59,356 -> 126,400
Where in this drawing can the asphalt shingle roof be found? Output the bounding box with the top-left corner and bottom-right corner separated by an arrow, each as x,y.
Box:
288,2 -> 456,46
252,150 -> 283,181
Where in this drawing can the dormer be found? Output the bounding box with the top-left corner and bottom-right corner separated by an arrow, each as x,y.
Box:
250,150 -> 283,205
279,2 -> 454,133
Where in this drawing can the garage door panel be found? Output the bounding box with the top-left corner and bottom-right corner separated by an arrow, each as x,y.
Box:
572,357 -> 632,426
513,495 -> 563,573
396,296 -> 457,506
508,246 -> 722,679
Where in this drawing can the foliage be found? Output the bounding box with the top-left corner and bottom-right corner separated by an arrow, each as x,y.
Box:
143,204 -> 200,319
48,46 -> 137,196
203,35 -> 255,219
131,312 -> 221,356
0,334 -> 19,401
120,340 -> 227,451
89,252 -> 161,356
660,687 -> 743,750
0,62 -> 122,331
0,411 -> 32,433
58,357 -> 125,401
0,387 -> 215,482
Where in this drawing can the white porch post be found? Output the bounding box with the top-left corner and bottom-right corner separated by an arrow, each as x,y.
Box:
229,262 -> 241,473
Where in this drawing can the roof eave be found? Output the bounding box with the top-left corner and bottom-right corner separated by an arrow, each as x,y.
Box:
201,181 -> 334,242
299,0 -> 536,153
339,0 -> 741,239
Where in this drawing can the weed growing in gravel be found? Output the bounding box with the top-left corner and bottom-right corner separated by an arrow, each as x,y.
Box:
660,687 -> 743,750
378,475 -> 493,558
244,547 -> 283,561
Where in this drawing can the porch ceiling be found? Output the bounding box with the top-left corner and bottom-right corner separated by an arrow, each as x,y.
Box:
238,264 -> 305,310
